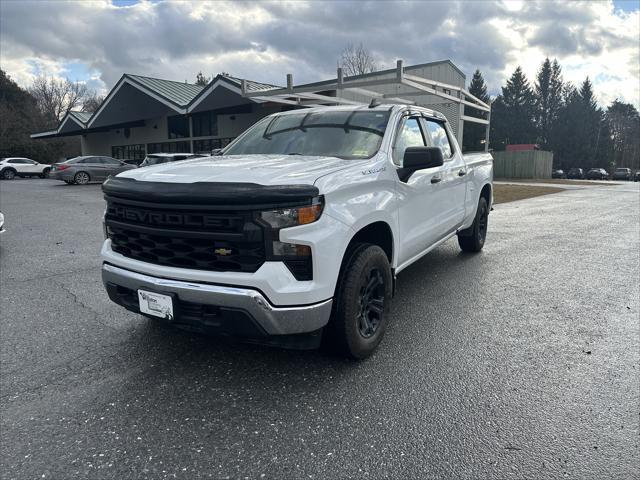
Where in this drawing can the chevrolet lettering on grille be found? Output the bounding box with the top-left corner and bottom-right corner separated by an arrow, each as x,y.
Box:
108,205 -> 228,228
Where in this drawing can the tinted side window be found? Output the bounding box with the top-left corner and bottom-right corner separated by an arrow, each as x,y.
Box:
425,120 -> 453,158
393,117 -> 425,165
101,157 -> 120,164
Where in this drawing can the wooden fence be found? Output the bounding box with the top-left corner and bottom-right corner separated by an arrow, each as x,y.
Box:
491,150 -> 553,179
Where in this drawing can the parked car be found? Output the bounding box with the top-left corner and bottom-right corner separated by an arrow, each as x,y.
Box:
611,167 -> 632,181
0,211 -> 4,234
552,169 -> 566,179
101,104 -> 493,359
567,168 -> 585,179
122,158 -> 142,166
635,171 -> 640,182
586,168 -> 609,180
139,153 -> 205,168
0,157 -> 51,180
50,156 -> 136,185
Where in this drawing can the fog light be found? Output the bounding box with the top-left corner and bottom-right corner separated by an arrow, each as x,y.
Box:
272,241 -> 311,257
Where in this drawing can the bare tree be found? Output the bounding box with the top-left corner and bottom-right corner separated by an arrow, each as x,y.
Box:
82,92 -> 105,113
28,75 -> 91,127
195,71 -> 211,86
339,43 -> 377,77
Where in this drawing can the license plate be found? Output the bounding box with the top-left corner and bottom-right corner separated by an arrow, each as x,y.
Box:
138,290 -> 174,320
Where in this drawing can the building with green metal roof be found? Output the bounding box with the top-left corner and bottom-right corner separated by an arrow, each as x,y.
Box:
31,60 -> 466,161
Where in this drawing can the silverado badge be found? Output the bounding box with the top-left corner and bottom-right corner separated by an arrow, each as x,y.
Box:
214,247 -> 233,256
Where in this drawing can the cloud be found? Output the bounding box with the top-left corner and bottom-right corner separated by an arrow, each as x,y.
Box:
0,0 -> 638,107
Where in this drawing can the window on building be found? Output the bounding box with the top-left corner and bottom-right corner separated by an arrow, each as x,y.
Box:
147,141 -> 191,154
167,115 -> 189,139
193,137 -> 235,153
112,144 -> 145,161
192,111 -> 219,137
424,120 -> 453,158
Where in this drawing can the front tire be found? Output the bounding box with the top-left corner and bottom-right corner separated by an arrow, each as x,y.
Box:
458,197 -> 489,252
40,168 -> 50,179
326,244 -> 393,359
1,169 -> 16,180
74,171 -> 90,185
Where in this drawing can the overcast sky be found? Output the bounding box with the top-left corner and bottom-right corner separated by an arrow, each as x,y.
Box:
1,0 -> 638,108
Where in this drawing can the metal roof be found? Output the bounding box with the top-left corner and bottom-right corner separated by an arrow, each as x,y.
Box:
125,74 -> 206,107
220,75 -> 281,92
295,59 -> 465,90
69,111 -> 92,124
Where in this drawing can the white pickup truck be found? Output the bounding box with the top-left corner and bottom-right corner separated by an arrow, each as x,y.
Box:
101,104 -> 493,358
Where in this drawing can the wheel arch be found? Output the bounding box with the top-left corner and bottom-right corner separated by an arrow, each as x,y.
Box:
345,221 -> 394,265
480,183 -> 492,208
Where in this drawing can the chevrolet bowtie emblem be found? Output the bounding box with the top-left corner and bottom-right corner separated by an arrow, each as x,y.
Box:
214,248 -> 233,256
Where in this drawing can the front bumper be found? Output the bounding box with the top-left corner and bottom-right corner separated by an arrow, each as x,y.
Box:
102,263 -> 333,337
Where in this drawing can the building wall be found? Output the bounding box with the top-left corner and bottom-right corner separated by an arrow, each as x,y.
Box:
80,105 -> 280,157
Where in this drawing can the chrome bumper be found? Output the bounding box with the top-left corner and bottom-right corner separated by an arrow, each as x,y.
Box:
101,263 -> 333,335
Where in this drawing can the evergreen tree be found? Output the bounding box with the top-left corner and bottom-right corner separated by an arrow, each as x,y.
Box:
577,78 -> 605,169
551,84 -> 581,169
462,69 -> 490,152
550,79 -> 607,169
489,66 -> 536,150
606,100 -> 640,170
535,58 -> 564,148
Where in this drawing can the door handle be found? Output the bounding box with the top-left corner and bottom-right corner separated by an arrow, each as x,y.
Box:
458,169 -> 467,177
431,176 -> 442,184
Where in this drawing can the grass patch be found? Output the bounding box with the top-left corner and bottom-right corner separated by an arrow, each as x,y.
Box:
494,184 -> 566,204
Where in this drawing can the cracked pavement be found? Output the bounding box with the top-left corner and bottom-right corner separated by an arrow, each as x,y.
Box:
1,178 -> 639,479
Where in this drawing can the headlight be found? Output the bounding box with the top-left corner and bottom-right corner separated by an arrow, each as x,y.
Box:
260,197 -> 324,229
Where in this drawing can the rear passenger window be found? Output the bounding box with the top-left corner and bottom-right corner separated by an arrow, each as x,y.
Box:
425,120 -> 453,158
393,117 -> 425,165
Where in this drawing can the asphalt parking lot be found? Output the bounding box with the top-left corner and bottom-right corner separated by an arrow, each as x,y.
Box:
1,178 -> 639,479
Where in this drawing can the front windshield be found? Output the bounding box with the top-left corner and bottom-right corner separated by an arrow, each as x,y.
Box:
224,109 -> 391,160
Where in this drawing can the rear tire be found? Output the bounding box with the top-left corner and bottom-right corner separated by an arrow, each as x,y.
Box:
1,169 -> 16,180
458,197 -> 489,253
326,244 -> 393,359
74,171 -> 90,185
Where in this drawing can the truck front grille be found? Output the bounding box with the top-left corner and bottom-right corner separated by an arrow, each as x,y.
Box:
105,201 -> 266,273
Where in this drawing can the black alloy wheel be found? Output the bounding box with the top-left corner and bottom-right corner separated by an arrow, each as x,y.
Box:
357,268 -> 386,338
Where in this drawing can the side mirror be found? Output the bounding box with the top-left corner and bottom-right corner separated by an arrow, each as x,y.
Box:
211,148 -> 223,156
398,147 -> 444,182
403,146 -> 444,169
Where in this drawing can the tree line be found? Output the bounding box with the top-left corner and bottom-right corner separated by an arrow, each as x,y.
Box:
465,59 -> 639,171
0,70 -> 103,162
1,53 -> 639,171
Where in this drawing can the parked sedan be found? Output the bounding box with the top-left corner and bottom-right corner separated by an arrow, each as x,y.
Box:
586,168 -> 609,180
552,169 -> 567,179
0,157 -> 51,180
612,168 -> 632,181
50,156 -> 136,185
567,168 -> 585,179
138,153 -> 205,168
